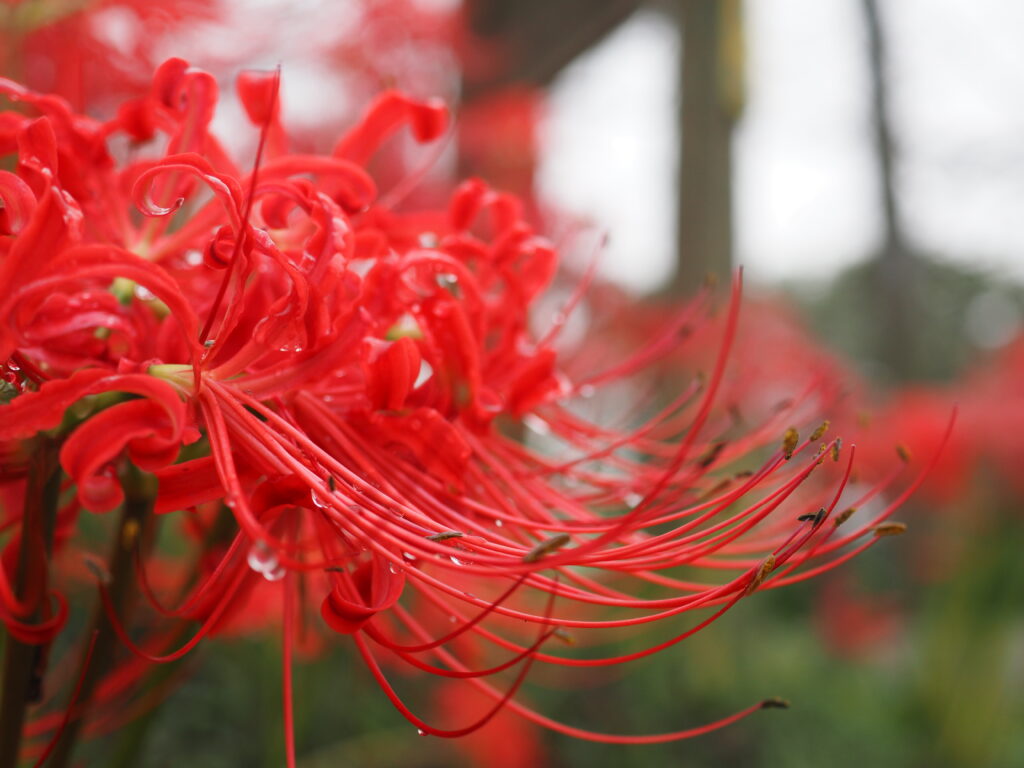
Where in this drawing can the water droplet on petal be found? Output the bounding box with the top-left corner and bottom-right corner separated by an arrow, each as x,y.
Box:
247,542 -> 279,575
403,551 -> 416,561
578,384 -> 596,399
523,414 -> 550,436
494,519 -> 503,528
449,555 -> 463,566
311,491 -> 331,509
134,284 -> 156,301
414,359 -> 433,388
624,492 -> 643,508
263,563 -> 286,582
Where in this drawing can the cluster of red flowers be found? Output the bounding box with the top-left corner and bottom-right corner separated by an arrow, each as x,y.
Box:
0,51 -> 943,766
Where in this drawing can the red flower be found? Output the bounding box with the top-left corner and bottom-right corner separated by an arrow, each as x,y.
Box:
0,59 -> 946,764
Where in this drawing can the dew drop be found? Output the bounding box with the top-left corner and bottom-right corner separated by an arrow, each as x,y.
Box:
311,491 -> 331,509
134,284 -> 156,301
414,359 -> 433,388
624,492 -> 643,508
578,384 -> 596,399
263,563 -> 286,582
403,551 -> 416,561
247,542 -> 279,576
523,414 -> 550,436
184,249 -> 203,266
418,232 -> 438,248
388,562 -> 402,575
417,728 -> 428,736
494,519 -> 503,528
449,555 -> 464,566
448,615 -> 457,623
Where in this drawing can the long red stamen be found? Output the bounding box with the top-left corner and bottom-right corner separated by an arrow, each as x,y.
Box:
198,67 -> 281,349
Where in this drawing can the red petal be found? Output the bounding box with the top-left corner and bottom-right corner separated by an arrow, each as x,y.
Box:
0,170 -> 36,235
321,556 -> 405,635
332,91 -> 448,165
60,397 -> 184,512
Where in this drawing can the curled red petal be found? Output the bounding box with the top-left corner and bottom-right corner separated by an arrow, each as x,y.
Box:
61,397 -> 185,512
0,367 -> 184,440
4,591 -> 68,644
321,556 -> 405,635
131,153 -> 243,221
332,90 -> 448,165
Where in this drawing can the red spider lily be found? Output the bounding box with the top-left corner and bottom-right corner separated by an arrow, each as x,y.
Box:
0,58 -> 947,765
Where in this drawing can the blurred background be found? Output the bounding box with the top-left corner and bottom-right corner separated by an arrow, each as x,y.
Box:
4,0 -> 1024,765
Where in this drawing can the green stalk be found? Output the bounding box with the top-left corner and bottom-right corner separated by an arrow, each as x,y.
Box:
0,438 -> 61,768
47,465 -> 152,768
107,503 -> 238,768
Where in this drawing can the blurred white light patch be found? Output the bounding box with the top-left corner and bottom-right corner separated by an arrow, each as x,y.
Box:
736,0 -> 878,282
539,0 -> 1024,289
538,12 -> 678,294
964,290 -> 1022,350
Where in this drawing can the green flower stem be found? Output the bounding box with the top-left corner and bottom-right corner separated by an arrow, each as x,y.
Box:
0,437 -> 60,768
48,465 -> 153,768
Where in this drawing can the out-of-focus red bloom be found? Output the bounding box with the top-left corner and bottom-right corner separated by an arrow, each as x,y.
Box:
851,388 -> 973,506
0,57 -> 942,763
815,573 -> 905,660
0,0 -> 218,112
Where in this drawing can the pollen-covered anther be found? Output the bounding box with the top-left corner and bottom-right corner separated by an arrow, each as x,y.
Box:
895,443 -> 912,463
831,438 -> 842,462
744,554 -> 776,596
523,533 -> 572,563
809,420 -> 830,442
760,697 -> 790,710
552,628 -> 576,645
427,531 -> 464,542
873,522 -> 907,538
797,508 -> 826,527
782,428 -> 799,460
833,507 -> 856,527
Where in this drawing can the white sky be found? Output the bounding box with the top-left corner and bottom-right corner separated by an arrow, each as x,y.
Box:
538,0 -> 1024,292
